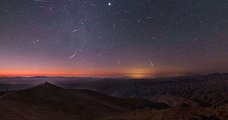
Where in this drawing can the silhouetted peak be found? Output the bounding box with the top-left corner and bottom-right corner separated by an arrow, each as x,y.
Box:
34,81 -> 62,89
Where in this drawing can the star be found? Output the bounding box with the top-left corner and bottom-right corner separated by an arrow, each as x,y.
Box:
33,39 -> 40,45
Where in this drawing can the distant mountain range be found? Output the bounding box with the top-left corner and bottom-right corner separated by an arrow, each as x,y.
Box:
60,74 -> 228,106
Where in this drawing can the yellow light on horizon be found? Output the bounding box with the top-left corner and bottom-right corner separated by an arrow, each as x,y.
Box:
126,68 -> 153,79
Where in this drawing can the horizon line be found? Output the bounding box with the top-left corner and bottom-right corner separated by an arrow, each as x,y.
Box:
1,72 -> 227,79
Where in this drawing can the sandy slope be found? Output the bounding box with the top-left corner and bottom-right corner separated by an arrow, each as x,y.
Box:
103,104 -> 228,120
0,82 -> 169,120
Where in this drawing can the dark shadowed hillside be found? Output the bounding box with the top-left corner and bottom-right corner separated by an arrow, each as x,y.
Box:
0,82 -> 169,120
0,75 -> 227,120
102,104 -> 228,120
60,75 -> 228,106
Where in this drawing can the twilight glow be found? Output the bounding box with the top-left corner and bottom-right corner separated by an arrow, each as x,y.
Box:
0,0 -> 228,78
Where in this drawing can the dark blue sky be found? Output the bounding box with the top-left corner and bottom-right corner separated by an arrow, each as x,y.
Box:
0,0 -> 228,77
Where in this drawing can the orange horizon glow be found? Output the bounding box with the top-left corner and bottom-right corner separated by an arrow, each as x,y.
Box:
0,67 -> 188,79
0,71 -> 121,77
0,70 -> 129,77
0,68 -> 152,78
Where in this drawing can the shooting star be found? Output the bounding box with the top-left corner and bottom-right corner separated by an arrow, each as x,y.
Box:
69,51 -> 78,60
149,61 -> 154,68
89,3 -> 97,7
117,58 -> 121,65
72,28 -> 81,33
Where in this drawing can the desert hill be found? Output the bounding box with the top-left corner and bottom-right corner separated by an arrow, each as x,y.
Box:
103,104 -> 228,120
60,75 -> 228,106
0,82 -> 169,120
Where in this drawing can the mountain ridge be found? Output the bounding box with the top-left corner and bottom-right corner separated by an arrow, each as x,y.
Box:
0,82 -> 169,120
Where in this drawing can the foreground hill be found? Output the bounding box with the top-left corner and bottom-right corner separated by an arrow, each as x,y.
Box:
103,104 -> 228,120
0,82 -> 169,120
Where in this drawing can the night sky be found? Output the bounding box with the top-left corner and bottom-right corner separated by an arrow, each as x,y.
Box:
0,0 -> 228,78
